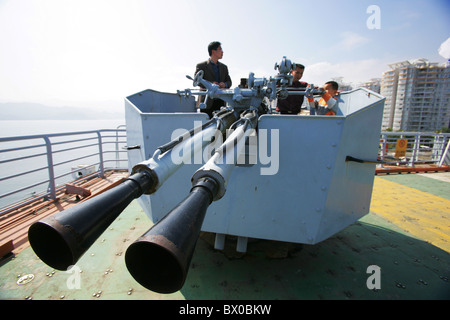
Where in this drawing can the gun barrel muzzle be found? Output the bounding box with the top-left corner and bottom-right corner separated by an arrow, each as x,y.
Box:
28,172 -> 154,270
125,177 -> 218,293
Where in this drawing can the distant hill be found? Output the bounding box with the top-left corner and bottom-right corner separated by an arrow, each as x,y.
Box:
0,102 -> 124,120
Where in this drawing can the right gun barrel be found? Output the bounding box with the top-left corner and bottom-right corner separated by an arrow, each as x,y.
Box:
125,177 -> 218,293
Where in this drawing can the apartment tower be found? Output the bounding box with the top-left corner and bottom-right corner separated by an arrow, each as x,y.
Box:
380,59 -> 450,131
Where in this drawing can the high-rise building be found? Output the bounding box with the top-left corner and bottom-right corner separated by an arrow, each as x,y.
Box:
380,59 -> 450,132
360,78 -> 381,94
331,77 -> 353,92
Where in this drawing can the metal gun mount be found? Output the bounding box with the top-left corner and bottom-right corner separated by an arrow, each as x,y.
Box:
28,53 -> 386,294
178,56 -> 323,114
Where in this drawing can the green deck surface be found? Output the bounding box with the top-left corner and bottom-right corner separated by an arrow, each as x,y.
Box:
0,173 -> 449,300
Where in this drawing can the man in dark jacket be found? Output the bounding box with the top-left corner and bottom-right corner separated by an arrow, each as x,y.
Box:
276,64 -> 308,115
195,41 -> 232,118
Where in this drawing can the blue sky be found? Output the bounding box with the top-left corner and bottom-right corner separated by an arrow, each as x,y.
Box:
0,0 -> 449,112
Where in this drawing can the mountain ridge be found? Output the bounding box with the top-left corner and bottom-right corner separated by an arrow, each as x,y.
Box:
0,102 -> 124,120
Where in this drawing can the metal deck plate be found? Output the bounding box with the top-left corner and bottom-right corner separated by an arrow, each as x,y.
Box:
1,174 -> 449,300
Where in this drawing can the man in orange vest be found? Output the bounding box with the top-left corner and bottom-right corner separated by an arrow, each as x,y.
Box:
307,81 -> 339,116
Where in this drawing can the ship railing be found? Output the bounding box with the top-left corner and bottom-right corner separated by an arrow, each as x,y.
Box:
0,127 -> 128,216
1,128 -> 449,217
378,131 -> 450,167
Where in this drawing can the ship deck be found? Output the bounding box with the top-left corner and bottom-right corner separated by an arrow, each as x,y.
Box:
0,172 -> 449,300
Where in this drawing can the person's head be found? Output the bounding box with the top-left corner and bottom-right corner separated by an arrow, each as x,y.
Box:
208,41 -> 223,61
291,63 -> 305,82
324,81 -> 339,96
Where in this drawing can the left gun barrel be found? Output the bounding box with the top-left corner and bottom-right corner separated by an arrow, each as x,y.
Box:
28,171 -> 154,270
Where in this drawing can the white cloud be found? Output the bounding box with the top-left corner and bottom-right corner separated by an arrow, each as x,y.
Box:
303,59 -> 387,87
337,32 -> 370,51
0,0 -> 173,109
438,37 -> 450,60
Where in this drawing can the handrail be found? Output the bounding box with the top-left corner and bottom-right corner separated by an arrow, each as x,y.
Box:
378,132 -> 450,166
0,128 -> 128,216
1,128 -> 449,216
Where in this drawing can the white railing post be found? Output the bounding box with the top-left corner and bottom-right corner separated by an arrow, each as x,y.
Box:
410,133 -> 420,167
44,136 -> 56,200
438,137 -> 450,167
96,131 -> 105,178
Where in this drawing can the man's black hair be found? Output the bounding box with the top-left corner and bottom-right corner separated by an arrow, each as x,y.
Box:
208,41 -> 221,56
325,81 -> 339,91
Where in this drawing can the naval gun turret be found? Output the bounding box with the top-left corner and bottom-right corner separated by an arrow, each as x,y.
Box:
28,57 -> 385,294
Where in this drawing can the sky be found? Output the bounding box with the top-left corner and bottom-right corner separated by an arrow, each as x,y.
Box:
0,0 -> 449,113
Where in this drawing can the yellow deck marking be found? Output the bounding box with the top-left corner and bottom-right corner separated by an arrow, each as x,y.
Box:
370,177 -> 450,253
